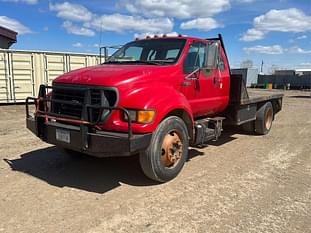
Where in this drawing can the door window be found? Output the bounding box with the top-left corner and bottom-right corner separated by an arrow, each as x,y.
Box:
183,42 -> 207,74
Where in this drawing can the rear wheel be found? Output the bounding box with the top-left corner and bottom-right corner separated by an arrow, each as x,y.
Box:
255,102 -> 274,135
139,116 -> 189,182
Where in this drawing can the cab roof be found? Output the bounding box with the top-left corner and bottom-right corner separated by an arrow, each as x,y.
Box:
135,35 -> 209,43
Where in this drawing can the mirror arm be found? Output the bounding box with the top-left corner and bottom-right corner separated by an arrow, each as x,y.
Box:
185,67 -> 200,80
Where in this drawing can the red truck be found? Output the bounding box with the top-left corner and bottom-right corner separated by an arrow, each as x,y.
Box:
26,34 -> 283,182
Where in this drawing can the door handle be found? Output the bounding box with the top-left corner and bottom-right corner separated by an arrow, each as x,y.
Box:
182,81 -> 192,86
214,77 -> 219,85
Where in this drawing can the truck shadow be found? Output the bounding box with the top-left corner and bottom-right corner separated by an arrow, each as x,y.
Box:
4,147 -> 155,194
288,95 -> 311,99
4,146 -> 205,194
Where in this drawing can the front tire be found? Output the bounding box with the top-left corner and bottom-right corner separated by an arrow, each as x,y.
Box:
139,116 -> 189,183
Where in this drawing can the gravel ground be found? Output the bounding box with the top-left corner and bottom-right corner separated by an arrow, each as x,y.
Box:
0,90 -> 310,233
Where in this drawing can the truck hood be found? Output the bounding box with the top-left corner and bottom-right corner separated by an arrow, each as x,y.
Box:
53,64 -> 176,87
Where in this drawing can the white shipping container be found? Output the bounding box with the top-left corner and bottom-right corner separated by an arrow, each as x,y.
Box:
0,49 -> 100,103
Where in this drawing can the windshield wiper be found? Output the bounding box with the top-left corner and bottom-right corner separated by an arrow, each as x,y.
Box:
103,61 -> 123,64
103,60 -> 161,65
132,60 -> 162,65
131,60 -> 176,65
103,60 -> 174,65
151,59 -> 175,63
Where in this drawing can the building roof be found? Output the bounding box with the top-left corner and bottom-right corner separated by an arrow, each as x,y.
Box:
0,26 -> 17,42
295,69 -> 311,72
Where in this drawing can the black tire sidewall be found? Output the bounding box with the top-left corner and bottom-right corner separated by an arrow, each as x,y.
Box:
242,121 -> 255,133
143,116 -> 189,182
255,102 -> 273,135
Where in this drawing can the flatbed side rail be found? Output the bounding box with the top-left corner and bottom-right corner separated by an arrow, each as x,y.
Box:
239,93 -> 284,106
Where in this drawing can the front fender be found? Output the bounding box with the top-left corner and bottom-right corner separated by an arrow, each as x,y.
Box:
102,85 -> 194,134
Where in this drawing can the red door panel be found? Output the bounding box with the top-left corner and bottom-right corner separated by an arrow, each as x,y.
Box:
181,40 -> 229,118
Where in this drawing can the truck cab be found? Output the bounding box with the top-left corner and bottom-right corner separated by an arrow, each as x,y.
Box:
26,34 -> 283,182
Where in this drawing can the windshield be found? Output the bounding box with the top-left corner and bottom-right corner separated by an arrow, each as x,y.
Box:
105,38 -> 186,65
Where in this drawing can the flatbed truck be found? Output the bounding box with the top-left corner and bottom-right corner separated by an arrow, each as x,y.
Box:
26,34 -> 283,182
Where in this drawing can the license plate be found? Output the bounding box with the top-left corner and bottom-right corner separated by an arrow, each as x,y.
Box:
56,129 -> 70,143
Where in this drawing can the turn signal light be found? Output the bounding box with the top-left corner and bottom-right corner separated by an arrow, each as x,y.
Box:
137,110 -> 155,124
124,110 -> 155,124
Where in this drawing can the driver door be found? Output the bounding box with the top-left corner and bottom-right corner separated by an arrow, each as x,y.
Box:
181,41 -> 223,117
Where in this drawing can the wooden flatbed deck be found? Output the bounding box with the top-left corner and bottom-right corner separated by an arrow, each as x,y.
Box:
226,83 -> 284,125
241,89 -> 284,105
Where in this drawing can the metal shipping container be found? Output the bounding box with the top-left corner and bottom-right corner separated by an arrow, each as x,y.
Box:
0,49 -> 100,103
258,74 -> 311,89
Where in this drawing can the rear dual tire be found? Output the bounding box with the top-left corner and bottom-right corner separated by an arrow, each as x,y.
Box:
242,102 -> 274,135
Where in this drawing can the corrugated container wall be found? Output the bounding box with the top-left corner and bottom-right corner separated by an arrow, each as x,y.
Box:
0,49 -> 100,103
258,75 -> 311,89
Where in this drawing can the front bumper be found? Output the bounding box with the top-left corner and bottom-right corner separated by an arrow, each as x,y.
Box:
26,86 -> 152,157
26,116 -> 152,157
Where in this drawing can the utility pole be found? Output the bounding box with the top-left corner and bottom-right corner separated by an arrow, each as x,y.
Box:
260,60 -> 264,74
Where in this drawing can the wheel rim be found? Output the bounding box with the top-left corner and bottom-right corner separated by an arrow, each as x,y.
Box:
265,108 -> 273,130
161,130 -> 183,168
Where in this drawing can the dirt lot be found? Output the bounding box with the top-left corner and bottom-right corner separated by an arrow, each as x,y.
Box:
0,90 -> 310,233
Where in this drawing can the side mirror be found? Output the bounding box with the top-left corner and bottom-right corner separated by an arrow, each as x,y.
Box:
218,60 -> 225,71
205,42 -> 219,70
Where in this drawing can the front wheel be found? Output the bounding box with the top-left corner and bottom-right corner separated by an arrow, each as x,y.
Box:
139,116 -> 189,183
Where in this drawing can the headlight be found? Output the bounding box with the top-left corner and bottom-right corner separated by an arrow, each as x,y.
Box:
46,92 -> 52,112
124,110 -> 137,121
124,109 -> 155,124
46,100 -> 51,112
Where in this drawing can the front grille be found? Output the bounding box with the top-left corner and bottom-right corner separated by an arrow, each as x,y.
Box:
51,84 -> 118,123
90,90 -> 102,122
52,88 -> 84,118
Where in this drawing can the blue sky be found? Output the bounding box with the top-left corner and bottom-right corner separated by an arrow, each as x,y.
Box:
0,0 -> 310,72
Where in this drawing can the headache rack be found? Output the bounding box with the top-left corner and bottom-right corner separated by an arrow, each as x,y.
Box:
25,84 -> 133,149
